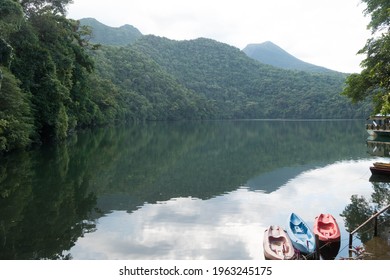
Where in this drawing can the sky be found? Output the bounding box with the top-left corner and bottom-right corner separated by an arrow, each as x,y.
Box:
66,0 -> 372,73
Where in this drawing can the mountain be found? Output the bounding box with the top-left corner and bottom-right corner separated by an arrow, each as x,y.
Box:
76,18 -> 370,120
242,41 -> 336,73
79,18 -> 143,46
129,35 -> 369,119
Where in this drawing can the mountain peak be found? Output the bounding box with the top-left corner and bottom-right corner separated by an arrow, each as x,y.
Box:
242,42 -> 336,73
78,18 -> 143,46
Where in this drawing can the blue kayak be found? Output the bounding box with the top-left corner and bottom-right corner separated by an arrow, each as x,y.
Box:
286,213 -> 316,255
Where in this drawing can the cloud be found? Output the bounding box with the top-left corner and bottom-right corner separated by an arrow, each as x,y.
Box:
67,159 -> 374,260
67,0 -> 370,72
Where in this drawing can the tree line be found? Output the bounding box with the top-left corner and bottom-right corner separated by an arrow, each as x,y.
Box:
1,0 -> 97,153
0,0 -> 381,154
342,0 -> 390,114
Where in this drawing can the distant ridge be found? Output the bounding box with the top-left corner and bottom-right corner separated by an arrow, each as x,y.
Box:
242,41 -> 337,73
79,18 -> 143,46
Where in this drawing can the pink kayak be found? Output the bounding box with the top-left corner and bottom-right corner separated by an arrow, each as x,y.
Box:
263,225 -> 295,260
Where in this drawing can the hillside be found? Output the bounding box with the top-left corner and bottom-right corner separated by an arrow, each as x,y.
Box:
130,35 -> 369,119
0,9 -> 371,154
243,41 -> 336,73
79,18 -> 143,46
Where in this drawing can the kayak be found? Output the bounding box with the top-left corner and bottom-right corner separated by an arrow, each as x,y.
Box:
286,213 -> 316,255
313,213 -> 341,259
263,225 -> 295,260
313,213 -> 340,242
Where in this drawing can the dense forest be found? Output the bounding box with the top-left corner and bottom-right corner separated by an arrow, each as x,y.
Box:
130,36 -> 369,119
0,0 -> 370,154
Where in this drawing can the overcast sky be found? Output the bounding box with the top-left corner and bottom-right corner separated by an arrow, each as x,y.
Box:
67,0 -> 371,73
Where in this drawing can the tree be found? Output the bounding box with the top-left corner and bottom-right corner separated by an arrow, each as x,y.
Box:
7,9 -> 96,141
0,0 -> 23,37
18,0 -> 73,16
0,67 -> 34,152
342,0 -> 390,115
0,0 -> 24,67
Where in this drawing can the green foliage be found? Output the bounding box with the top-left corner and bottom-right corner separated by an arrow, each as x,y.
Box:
8,7 -> 97,141
0,0 -> 372,154
0,0 -> 23,37
0,67 -> 34,153
342,0 -> 390,115
19,0 -> 73,16
132,36 -> 368,119
91,45 -> 211,121
0,38 -> 13,67
362,0 -> 390,33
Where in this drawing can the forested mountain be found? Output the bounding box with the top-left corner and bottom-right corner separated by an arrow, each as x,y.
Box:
90,46 -> 211,121
243,41 -> 336,73
79,18 -> 142,46
130,35 -> 369,119
0,3 -> 370,155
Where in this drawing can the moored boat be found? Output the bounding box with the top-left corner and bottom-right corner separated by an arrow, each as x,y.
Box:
313,213 -> 341,259
370,162 -> 390,176
373,162 -> 390,168
286,213 -> 316,256
263,225 -> 295,260
313,214 -> 340,242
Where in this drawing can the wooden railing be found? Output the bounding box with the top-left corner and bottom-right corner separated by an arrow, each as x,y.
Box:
348,204 -> 390,256
367,124 -> 390,130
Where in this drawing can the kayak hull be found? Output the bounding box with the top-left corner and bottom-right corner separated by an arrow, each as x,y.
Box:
263,225 -> 296,260
286,213 -> 316,255
313,213 -> 341,260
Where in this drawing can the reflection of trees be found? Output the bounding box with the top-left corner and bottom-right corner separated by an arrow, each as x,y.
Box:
89,120 -> 369,208
0,120 -> 370,259
0,144 -> 97,260
341,180 -> 390,244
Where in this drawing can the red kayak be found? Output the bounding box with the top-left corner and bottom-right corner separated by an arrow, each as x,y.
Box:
313,213 -> 341,259
313,213 -> 340,242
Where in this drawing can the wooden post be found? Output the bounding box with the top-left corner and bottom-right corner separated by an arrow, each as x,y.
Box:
349,233 -> 353,258
315,234 -> 320,260
374,212 -> 378,237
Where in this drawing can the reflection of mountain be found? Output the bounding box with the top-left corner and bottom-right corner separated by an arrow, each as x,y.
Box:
1,120 -> 369,258
245,165 -> 319,193
86,120 -> 367,211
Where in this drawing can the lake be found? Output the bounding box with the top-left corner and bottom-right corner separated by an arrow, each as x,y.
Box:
0,120 -> 389,260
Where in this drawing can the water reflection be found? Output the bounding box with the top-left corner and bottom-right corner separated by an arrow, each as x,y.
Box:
0,120 -> 385,259
0,148 -> 97,260
342,171 -> 390,259
68,160 -> 375,259
366,137 -> 390,158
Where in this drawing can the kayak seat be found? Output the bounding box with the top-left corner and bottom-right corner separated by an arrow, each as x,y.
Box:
317,221 -> 335,236
270,241 -> 284,256
294,224 -> 306,234
269,236 -> 285,244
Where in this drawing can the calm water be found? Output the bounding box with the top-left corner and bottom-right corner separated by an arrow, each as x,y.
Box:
0,120 -> 389,260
